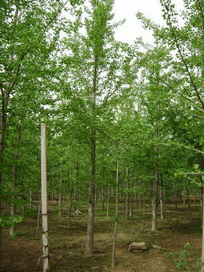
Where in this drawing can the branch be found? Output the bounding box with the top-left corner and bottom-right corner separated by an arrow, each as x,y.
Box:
9,53 -> 27,92
96,127 -> 120,145
178,172 -> 204,176
163,1 -> 204,110
42,0 -> 70,34
159,78 -> 204,113
8,0 -> 70,92
162,141 -> 204,155
193,114 -> 204,119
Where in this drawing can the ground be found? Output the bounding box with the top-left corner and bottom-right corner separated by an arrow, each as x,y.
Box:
1,203 -> 202,272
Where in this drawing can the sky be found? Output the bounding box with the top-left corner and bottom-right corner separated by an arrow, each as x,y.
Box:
113,0 -> 184,44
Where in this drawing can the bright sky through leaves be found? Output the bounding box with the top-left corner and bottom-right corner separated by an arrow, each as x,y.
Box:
113,0 -> 184,44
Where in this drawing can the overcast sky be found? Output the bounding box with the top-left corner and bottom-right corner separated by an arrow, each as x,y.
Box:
113,0 -> 184,44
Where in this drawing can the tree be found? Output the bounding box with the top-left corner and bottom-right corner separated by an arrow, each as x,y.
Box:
0,0 -> 78,261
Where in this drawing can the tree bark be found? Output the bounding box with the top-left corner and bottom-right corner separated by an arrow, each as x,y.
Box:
111,145 -> 119,268
159,185 -> 164,220
68,162 -> 73,228
201,176 -> 204,272
151,170 -> 158,232
58,168 -> 62,218
85,55 -> 97,254
106,184 -> 110,220
41,123 -> 49,271
125,166 -> 129,220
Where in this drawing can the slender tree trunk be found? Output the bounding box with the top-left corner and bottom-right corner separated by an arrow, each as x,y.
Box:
75,161 -> 80,213
201,177 -> 204,272
106,184 -> 110,220
159,185 -> 164,220
58,169 -> 62,218
151,170 -> 158,232
37,197 -> 41,239
101,187 -> 105,210
86,133 -> 95,254
187,189 -> 191,210
29,190 -> 32,209
173,181 -> 178,209
111,145 -> 119,268
68,162 -> 73,228
0,2 -> 20,260
125,166 -> 129,220
41,123 -> 49,271
129,175 -> 134,217
0,120 -> 4,263
0,81 -> 9,265
85,50 -> 98,254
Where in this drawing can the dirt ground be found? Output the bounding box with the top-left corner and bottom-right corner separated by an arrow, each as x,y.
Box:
1,203 -> 202,272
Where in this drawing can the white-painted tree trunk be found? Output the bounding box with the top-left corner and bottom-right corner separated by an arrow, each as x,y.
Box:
41,123 -> 49,272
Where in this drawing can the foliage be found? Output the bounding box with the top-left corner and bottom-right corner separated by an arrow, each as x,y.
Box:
162,243 -> 200,271
0,215 -> 24,228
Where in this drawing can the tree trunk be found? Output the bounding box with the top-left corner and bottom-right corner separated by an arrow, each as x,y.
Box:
129,175 -> 135,217
111,145 -> 119,268
29,190 -> 32,209
58,169 -> 62,218
125,166 -> 129,220
75,161 -> 80,213
41,123 -> 49,271
201,177 -> 204,272
85,50 -> 97,254
85,133 -> 95,254
101,187 -> 105,210
187,189 -> 191,210
106,184 -> 110,220
159,185 -> 164,220
0,84 -> 9,265
151,170 -> 158,232
37,198 -> 41,239
173,181 -> 178,209
68,162 -> 73,228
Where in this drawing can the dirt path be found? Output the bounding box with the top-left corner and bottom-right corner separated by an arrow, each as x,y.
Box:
1,204 -> 202,272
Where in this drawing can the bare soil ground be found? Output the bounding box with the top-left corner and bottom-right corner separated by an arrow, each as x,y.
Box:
1,203 -> 202,272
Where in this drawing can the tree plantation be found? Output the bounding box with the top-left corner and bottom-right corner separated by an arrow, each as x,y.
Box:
1,0 -> 204,271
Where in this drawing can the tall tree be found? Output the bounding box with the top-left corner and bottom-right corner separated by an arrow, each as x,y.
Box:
0,0 -> 76,261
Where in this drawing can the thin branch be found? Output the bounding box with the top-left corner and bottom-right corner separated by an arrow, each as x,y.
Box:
193,114 -> 204,119
159,78 -> 204,113
197,0 -> 204,33
162,141 -> 204,155
9,53 -> 27,92
42,0 -> 70,34
178,172 -> 204,176
97,128 -> 120,144
102,85 -> 121,106
163,1 -> 204,110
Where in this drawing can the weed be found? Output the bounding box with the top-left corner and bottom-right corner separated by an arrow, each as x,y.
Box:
162,243 -> 200,271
